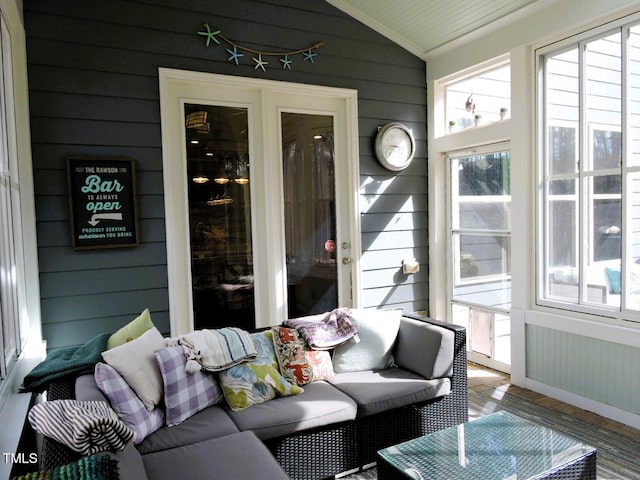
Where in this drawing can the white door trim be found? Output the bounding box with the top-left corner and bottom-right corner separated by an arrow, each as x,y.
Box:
158,68 -> 361,335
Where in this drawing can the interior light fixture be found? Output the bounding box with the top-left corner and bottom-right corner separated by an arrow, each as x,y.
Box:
206,192 -> 234,206
235,159 -> 249,184
214,177 -> 230,185
192,174 -> 210,184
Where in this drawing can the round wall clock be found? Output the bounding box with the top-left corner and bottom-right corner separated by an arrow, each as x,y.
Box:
374,122 -> 416,171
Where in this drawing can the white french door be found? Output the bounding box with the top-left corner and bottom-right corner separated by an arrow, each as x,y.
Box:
447,144 -> 512,372
159,69 -> 361,335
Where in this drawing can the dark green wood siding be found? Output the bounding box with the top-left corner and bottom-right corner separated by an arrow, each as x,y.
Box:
24,0 -> 428,349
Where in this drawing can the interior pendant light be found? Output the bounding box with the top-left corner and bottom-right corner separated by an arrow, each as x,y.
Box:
192,173 -> 210,184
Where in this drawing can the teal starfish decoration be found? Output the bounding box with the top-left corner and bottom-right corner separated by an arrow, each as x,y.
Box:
303,50 -> 317,63
197,23 -> 221,47
227,46 -> 244,65
280,55 -> 293,70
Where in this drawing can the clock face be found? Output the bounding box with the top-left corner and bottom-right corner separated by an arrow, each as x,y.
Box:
375,123 -> 415,171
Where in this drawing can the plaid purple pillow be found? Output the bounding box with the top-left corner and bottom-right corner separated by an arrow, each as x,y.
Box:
155,346 -> 223,426
94,362 -> 164,444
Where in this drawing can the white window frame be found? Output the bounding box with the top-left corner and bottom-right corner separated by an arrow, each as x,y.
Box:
536,14 -> 640,323
0,2 -> 44,470
0,7 -> 20,390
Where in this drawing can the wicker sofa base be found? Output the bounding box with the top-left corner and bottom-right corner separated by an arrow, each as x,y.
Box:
358,393 -> 470,466
264,421 -> 359,479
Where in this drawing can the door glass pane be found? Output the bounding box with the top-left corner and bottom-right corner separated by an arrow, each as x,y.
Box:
451,151 -> 512,310
185,104 -> 255,330
452,233 -> 511,309
281,112 -> 337,317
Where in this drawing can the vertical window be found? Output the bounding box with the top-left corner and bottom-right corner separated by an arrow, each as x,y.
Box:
0,12 -> 21,381
540,18 -> 640,319
438,55 -> 512,372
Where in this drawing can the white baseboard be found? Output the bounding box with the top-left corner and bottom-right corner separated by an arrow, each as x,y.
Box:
526,378 -> 640,430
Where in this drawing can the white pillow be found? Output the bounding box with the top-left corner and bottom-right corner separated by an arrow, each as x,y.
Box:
101,326 -> 165,411
332,308 -> 402,373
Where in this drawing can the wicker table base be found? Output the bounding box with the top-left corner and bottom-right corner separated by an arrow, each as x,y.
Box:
377,411 -> 596,480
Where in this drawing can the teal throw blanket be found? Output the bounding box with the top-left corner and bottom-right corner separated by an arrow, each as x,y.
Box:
21,333 -> 110,393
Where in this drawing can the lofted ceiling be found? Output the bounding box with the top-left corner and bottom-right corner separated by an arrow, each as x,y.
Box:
326,0 -> 546,58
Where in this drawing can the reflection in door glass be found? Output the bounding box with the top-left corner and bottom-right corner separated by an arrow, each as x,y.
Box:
282,113 -> 338,317
185,104 -> 255,330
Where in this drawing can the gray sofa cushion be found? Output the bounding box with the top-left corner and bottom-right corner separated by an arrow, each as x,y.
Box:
105,446 -> 149,480
142,431 -> 289,480
75,374 -> 109,402
328,368 -> 451,417
225,380 -> 357,440
137,405 -> 239,454
394,316 -> 455,379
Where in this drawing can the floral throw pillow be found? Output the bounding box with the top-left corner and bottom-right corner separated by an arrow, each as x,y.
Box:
218,330 -> 303,411
271,326 -> 334,386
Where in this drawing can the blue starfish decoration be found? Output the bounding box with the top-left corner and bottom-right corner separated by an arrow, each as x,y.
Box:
253,54 -> 269,72
303,50 -> 318,63
280,55 -> 293,70
226,46 -> 244,65
197,23 -> 221,47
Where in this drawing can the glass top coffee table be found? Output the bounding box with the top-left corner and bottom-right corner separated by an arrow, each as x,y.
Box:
377,411 -> 596,479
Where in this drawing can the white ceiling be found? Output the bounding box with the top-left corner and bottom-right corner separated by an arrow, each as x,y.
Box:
326,0 -> 545,58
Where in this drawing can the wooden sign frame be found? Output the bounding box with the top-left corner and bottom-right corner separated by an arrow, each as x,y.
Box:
67,157 -> 140,250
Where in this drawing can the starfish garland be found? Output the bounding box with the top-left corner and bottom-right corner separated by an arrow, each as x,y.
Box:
280,55 -> 292,70
303,50 -> 317,63
253,54 -> 269,71
197,24 -> 220,47
197,22 -> 324,71
226,46 -> 244,65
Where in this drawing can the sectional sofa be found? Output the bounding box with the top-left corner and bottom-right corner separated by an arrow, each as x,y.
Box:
37,312 -> 467,480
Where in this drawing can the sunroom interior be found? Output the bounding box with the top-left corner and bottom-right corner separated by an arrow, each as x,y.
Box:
1,0 -> 640,477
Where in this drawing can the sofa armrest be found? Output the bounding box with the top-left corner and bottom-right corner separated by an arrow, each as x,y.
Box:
40,380 -> 81,469
75,374 -> 109,402
396,313 -> 467,404
394,315 -> 454,379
